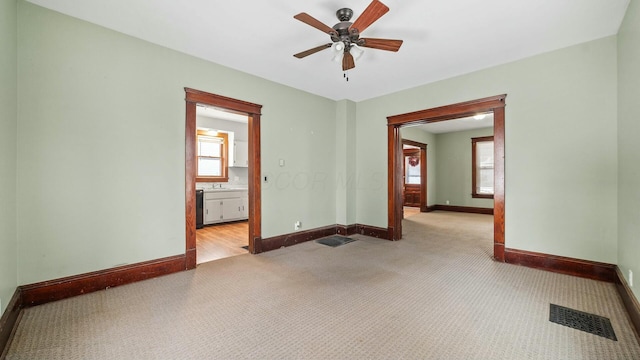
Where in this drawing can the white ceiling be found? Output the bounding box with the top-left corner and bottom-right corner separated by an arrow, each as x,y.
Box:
196,105 -> 248,123
415,114 -> 494,134
26,0 -> 629,102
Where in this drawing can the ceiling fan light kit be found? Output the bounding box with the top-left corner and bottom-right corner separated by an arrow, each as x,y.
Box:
293,0 -> 403,75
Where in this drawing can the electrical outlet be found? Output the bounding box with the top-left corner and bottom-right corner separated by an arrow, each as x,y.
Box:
629,270 -> 634,287
294,221 -> 301,231
446,200 -> 450,205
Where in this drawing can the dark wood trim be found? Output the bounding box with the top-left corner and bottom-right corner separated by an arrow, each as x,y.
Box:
185,101 -> 197,269
387,95 -> 507,126
425,205 -> 437,212
433,204 -> 494,215
493,107 -> 505,261
248,112 -> 262,254
356,224 -> 393,240
19,255 -> 186,307
260,225 -> 338,252
615,267 -> 640,343
185,88 -> 261,115
337,224 -> 358,236
185,88 -> 263,259
471,136 -> 495,199
472,194 -> 494,199
471,136 -> 494,142
259,223 -> 392,252
388,94 -> 506,261
388,125 -> 403,240
0,289 -> 22,358
419,147 -> 427,211
401,139 -> 426,148
504,248 -> 617,282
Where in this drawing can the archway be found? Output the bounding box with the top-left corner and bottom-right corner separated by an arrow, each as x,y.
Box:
387,95 -> 506,261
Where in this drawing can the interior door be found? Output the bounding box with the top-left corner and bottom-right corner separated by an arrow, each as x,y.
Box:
403,149 -> 421,207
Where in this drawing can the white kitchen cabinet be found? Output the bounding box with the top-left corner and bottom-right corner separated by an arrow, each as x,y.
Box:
232,140 -> 249,167
204,199 -> 223,223
221,197 -> 243,220
241,196 -> 249,218
203,190 -> 248,224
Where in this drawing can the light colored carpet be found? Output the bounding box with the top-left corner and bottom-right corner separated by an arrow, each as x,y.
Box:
6,211 -> 640,359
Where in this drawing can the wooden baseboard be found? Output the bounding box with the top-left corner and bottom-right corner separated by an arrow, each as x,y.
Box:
504,248 -> 617,282
260,225 -> 337,252
433,204 -> 494,215
356,224 -> 393,240
425,205 -> 437,212
20,254 -> 186,307
0,289 -> 22,359
261,223 -> 393,252
337,224 -> 358,236
615,267 -> 640,343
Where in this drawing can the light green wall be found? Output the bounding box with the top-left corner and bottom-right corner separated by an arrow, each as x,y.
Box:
435,128 -> 494,208
0,0 -> 18,315
617,0 -> 640,299
10,0 -> 636,298
356,36 -> 618,263
335,100 -> 357,225
400,127 -> 437,206
17,2 -> 336,284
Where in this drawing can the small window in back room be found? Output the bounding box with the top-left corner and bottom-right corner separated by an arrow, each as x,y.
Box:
196,130 -> 228,182
472,136 -> 494,198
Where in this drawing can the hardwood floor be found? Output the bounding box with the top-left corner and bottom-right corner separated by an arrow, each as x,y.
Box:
403,206 -> 421,217
196,221 -> 248,264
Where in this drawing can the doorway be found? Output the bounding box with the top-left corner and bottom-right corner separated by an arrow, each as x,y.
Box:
184,88 -> 262,269
195,105 -> 250,264
401,139 -> 427,216
387,95 -> 506,261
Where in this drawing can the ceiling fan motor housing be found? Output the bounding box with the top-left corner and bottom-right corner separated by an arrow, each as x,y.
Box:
336,8 -> 353,21
332,8 -> 363,49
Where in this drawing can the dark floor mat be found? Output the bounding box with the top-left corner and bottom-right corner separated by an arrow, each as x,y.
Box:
549,304 -> 617,341
316,235 -> 356,247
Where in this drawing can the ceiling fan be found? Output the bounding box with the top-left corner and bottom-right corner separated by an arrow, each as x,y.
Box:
293,0 -> 403,71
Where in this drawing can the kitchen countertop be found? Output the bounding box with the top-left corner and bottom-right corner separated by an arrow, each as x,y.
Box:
200,187 -> 248,193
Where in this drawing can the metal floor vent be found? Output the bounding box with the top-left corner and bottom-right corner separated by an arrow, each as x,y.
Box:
549,304 -> 617,341
316,235 -> 356,247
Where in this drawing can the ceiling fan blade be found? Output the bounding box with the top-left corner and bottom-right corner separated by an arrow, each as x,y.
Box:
294,13 -> 336,35
293,43 -> 333,59
349,0 -> 389,34
342,51 -> 355,71
360,38 -> 403,52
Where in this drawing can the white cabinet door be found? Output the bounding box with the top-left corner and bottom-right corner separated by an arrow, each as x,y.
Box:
241,196 -> 249,217
204,199 -> 222,224
233,140 -> 249,167
221,198 -> 243,220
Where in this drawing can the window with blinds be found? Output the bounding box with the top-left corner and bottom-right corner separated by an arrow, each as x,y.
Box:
472,136 -> 494,198
196,131 -> 228,182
